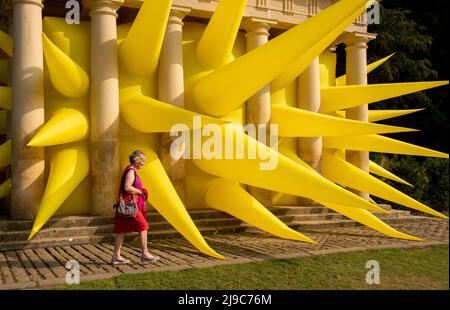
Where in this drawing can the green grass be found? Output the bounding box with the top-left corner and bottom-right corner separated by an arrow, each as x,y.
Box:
50,244 -> 448,290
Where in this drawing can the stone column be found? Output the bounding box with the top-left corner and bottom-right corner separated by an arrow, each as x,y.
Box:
297,57 -> 322,206
344,32 -> 376,200
158,7 -> 190,203
241,17 -> 276,207
10,0 -> 45,219
84,0 -> 123,215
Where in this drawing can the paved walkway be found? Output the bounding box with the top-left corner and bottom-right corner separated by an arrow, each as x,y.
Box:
0,218 -> 448,289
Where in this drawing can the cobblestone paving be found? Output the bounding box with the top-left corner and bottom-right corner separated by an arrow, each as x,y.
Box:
0,218 -> 447,289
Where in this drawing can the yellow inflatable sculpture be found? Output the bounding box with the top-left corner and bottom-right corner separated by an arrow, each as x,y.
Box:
1,0 -> 448,259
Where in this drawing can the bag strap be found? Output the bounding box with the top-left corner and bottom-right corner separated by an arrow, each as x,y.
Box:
118,166 -> 137,199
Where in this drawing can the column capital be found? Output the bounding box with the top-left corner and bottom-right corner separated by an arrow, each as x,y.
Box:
167,6 -> 191,27
341,31 -> 377,49
83,0 -> 123,18
241,17 -> 277,37
12,0 -> 44,8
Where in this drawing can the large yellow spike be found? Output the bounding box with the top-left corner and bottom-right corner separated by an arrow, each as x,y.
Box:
193,0 -> 369,117
271,105 -> 417,137
279,148 -> 422,240
323,134 -> 449,158
0,59 -> 8,84
369,160 -> 413,187
367,109 -> 425,122
193,125 -> 386,213
0,178 -> 11,199
0,139 -> 11,169
42,33 -> 89,98
120,142 -> 224,259
321,202 -> 423,241
336,53 -> 396,86
334,109 -> 425,122
321,81 -> 448,113
322,149 -> 448,219
119,0 -> 172,76
196,0 -> 248,69
204,178 -> 317,244
0,30 -> 13,57
271,3 -> 367,92
28,108 -> 88,147
0,86 -> 12,110
121,95 -> 227,133
28,146 -> 90,239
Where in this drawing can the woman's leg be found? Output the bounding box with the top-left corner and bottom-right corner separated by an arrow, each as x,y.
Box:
139,230 -> 150,256
114,233 -> 126,258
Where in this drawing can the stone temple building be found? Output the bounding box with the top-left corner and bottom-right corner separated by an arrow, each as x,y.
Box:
0,0 -> 447,256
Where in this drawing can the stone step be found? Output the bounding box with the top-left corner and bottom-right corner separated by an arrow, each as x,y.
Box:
0,204 -> 394,231
1,209 -> 410,242
0,212 -> 428,251
0,206 -> 338,231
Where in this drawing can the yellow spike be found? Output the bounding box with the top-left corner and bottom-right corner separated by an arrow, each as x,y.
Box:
369,160 -> 413,187
321,202 -> 423,241
271,4 -> 366,92
193,125 -> 386,213
368,196 -> 378,205
204,178 -> 317,244
336,53 -> 396,86
0,139 -> 11,169
119,0 -> 172,76
321,81 -> 448,113
279,148 -> 421,240
28,108 -> 88,147
368,109 -> 425,122
323,134 -> 449,158
196,0 -> 248,69
121,95 -> 228,133
120,142 -> 224,259
0,30 -> 13,57
28,146 -> 89,240
322,149 -> 448,219
0,59 -> 8,84
279,147 -> 389,214
334,109 -> 425,122
42,33 -> 89,98
319,50 -> 337,87
0,86 -> 12,110
0,178 -> 11,199
193,0 -> 368,117
271,105 -> 417,137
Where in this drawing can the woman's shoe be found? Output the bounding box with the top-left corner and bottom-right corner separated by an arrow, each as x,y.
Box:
111,256 -> 131,265
141,255 -> 160,264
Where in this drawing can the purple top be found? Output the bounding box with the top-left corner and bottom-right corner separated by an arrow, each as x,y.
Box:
119,165 -> 147,216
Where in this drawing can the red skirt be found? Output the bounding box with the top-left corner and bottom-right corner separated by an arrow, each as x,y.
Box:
114,209 -> 149,234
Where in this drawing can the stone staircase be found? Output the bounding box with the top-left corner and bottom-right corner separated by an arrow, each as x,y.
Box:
0,205 -> 428,251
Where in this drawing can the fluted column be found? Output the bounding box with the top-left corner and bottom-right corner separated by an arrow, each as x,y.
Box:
298,57 -> 322,172
344,32 -> 376,200
241,17 -> 276,207
297,57 -> 322,206
84,0 -> 123,215
10,0 -> 45,219
158,7 -> 190,203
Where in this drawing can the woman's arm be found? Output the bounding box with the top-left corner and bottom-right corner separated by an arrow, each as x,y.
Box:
123,170 -> 143,195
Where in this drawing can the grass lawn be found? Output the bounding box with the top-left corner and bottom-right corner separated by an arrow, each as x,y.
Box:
50,244 -> 448,290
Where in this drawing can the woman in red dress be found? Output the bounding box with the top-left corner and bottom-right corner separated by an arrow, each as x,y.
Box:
112,150 -> 160,265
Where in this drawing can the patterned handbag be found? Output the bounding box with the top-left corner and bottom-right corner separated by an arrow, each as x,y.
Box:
113,192 -> 138,218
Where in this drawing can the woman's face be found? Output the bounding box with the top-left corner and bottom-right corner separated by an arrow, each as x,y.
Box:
134,156 -> 146,169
